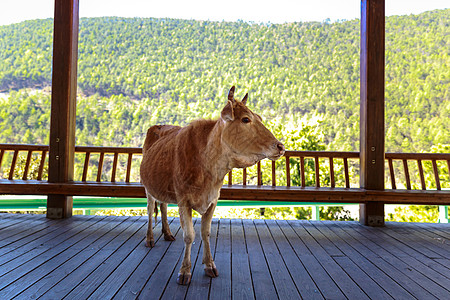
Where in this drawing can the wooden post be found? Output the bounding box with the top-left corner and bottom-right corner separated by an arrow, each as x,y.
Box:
47,0 -> 79,219
359,0 -> 385,226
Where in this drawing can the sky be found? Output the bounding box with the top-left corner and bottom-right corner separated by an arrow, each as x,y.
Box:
0,0 -> 449,26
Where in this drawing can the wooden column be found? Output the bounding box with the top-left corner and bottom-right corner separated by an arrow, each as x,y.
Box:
359,0 -> 385,226
47,0 -> 79,219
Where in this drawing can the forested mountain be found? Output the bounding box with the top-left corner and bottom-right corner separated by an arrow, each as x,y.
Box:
0,9 -> 449,152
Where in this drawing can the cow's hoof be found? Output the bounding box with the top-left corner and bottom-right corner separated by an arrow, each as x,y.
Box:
164,234 -> 176,241
145,240 -> 155,248
177,272 -> 191,285
205,267 -> 219,278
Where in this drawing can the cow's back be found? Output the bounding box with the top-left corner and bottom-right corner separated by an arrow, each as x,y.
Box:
142,125 -> 180,153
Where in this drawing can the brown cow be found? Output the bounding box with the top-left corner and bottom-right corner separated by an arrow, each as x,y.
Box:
140,86 -> 285,285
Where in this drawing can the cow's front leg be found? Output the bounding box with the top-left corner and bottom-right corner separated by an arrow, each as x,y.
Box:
178,206 -> 194,285
201,202 -> 218,278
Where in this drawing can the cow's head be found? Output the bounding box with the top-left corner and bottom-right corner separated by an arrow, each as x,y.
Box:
220,86 -> 285,168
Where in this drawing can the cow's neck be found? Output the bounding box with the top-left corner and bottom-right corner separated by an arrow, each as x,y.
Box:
203,119 -> 235,184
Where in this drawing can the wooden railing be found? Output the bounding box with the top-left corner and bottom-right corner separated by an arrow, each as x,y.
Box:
1,144 -> 449,205
1,144 -> 449,190
385,153 -> 450,191
0,144 -> 48,180
74,146 -> 142,183
227,151 -> 361,188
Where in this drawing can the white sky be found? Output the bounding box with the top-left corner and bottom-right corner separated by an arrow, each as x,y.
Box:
0,0 -> 449,26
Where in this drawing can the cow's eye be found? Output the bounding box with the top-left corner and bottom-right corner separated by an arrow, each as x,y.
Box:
242,117 -> 251,124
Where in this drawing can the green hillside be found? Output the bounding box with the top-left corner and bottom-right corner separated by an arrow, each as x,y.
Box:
0,9 -> 449,152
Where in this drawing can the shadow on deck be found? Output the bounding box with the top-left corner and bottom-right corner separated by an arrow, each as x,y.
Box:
0,213 -> 449,299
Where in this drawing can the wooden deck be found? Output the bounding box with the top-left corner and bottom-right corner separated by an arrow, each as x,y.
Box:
0,213 -> 449,299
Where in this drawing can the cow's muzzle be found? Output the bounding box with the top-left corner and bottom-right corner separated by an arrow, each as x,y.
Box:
269,141 -> 285,160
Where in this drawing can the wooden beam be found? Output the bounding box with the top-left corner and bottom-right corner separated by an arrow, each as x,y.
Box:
47,0 -> 79,219
359,0 -> 385,226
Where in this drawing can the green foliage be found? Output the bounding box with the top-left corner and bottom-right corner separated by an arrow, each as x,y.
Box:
319,206 -> 355,221
0,10 -> 449,153
92,205 -> 355,221
1,152 -> 48,180
13,155 -> 48,180
0,89 -> 51,145
386,205 -> 440,222
216,206 -> 355,221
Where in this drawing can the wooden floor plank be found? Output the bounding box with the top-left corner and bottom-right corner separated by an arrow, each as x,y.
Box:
326,223 -> 450,298
301,221 -> 344,257
334,256 -> 394,300
0,215 -> 121,298
0,215 -> 110,279
254,219 -> 302,299
364,223 -> 450,279
0,216 -> 77,264
0,215 -> 96,266
434,258 -> 450,273
376,222 -> 450,265
334,222 -> 450,298
121,218 -> 184,300
269,219 -> 323,300
36,216 -> 141,299
390,222 -> 450,255
62,217 -> 148,299
209,219 -> 232,300
230,218 -> 254,300
314,221 -> 393,300
242,218 -> 278,299
330,221 -> 437,299
413,222 -> 450,240
0,213 -> 29,230
0,213 -> 48,232
390,221 -> 450,247
89,218 -> 179,299
371,236 -> 450,278
0,216 -> 57,246
318,221 -> 414,299
14,216 -> 134,299
293,221 -> 369,300
278,220 -> 344,300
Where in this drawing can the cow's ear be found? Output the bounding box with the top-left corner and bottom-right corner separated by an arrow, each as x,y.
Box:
242,93 -> 248,105
221,100 -> 234,122
228,86 -> 236,103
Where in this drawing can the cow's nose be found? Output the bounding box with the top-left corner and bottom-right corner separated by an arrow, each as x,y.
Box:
276,142 -> 285,154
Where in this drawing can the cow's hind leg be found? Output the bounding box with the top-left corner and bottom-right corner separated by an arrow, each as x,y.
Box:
177,206 -> 194,285
201,202 -> 218,278
145,193 -> 156,248
160,202 -> 175,241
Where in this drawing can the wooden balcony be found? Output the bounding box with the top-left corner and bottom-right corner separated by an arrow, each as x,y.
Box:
1,213 -> 449,299
1,1 -> 449,298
